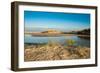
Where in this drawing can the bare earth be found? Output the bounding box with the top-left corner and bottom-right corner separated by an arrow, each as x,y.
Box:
24,43 -> 90,61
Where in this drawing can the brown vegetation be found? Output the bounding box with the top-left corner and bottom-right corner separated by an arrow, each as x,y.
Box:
24,41 -> 90,61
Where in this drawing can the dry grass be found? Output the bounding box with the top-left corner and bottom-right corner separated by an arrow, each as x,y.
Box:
24,41 -> 90,61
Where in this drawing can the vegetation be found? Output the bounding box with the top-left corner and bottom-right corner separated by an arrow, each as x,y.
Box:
24,40 -> 90,61
77,28 -> 90,35
67,39 -> 76,47
62,28 -> 90,35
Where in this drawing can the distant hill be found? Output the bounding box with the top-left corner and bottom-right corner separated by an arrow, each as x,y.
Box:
77,29 -> 90,35
40,28 -> 90,35
61,28 -> 90,35
42,29 -> 61,34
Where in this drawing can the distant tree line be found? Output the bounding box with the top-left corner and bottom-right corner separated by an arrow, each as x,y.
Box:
77,29 -> 90,35
62,28 -> 90,35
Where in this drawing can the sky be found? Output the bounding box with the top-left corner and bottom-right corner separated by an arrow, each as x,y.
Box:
24,11 -> 90,32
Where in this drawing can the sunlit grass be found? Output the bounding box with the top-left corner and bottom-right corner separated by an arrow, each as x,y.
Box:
24,40 -> 90,61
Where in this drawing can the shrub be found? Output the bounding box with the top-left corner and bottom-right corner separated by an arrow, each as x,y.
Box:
67,39 -> 76,46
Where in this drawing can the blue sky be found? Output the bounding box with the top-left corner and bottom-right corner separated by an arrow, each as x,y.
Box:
24,11 -> 90,32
